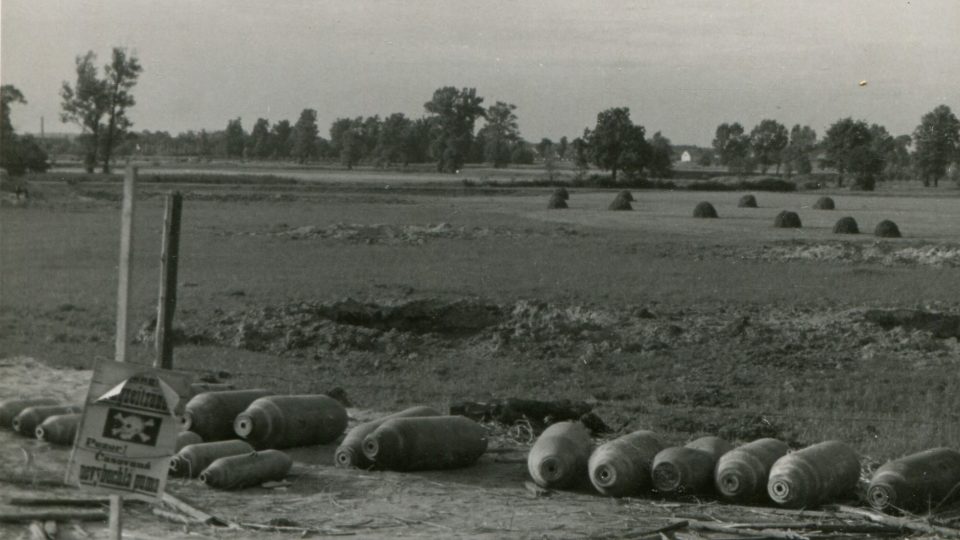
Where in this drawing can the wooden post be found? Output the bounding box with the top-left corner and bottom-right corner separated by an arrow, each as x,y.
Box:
115,166 -> 137,364
111,166 -> 136,540
154,192 -> 182,369
108,495 -> 121,540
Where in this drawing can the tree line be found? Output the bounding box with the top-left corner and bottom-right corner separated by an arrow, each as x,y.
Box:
2,46 -> 959,189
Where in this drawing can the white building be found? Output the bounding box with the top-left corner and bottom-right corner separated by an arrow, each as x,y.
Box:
680,151 -> 692,163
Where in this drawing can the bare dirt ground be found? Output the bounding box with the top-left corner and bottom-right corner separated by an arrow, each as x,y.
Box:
2,177 -> 960,538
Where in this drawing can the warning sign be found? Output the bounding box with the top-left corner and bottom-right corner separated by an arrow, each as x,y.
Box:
67,360 -> 191,502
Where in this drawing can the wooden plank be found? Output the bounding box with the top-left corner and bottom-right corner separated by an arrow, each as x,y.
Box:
108,494 -> 121,540
115,166 -> 137,364
9,496 -> 110,507
154,191 -> 183,369
161,492 -> 234,528
0,510 -> 108,523
829,504 -> 960,538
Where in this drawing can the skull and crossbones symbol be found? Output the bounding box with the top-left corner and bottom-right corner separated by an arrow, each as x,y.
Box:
112,413 -> 155,442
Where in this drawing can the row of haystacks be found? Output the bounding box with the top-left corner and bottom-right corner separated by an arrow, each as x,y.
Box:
550,189 -> 904,237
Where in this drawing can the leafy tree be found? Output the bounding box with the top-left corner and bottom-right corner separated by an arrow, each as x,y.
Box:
510,140 -> 534,165
291,108 -> 319,164
647,131 -> 673,178
782,125 -> 817,176
373,113 -> 412,166
1,85 -> 49,175
99,48 -> 142,173
696,151 -> 714,167
886,134 -> 912,181
822,118 -> 876,187
329,117 -> 363,168
480,101 -> 520,167
557,136 -> 569,160
571,136 -> 589,177
60,52 -> 107,172
270,120 -> 293,159
248,118 -> 272,159
224,118 -> 246,158
582,107 -> 649,182
749,119 -> 788,173
423,86 -> 485,172
536,138 -> 554,159
197,129 -> 212,158
401,117 -> 433,165
913,105 -> 960,187
712,122 -> 751,175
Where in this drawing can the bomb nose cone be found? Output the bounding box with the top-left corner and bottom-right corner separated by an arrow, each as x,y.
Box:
718,471 -> 741,494
335,447 -> 355,467
652,462 -> 681,492
537,456 -> 566,483
233,416 -> 253,438
592,462 -> 617,488
35,426 -> 45,440
11,418 -> 21,432
868,484 -> 894,509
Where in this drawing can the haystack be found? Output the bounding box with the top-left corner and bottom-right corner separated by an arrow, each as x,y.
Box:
608,192 -> 632,211
874,220 -> 901,238
832,216 -> 859,234
693,201 -> 718,218
738,194 -> 758,208
553,187 -> 570,201
813,196 -> 835,210
547,193 -> 568,209
774,210 -> 802,228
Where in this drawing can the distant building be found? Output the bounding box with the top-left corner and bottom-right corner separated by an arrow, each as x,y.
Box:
680,151 -> 692,163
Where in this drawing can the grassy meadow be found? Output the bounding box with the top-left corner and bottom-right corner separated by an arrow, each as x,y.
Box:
2,168 -> 959,461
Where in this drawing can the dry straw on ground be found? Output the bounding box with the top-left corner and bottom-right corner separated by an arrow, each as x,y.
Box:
833,217 -> 860,234
814,196 -> 836,210
546,193 -> 568,209
875,220 -> 902,238
608,191 -> 633,211
738,194 -> 758,208
774,211 -> 802,228
693,201 -> 718,218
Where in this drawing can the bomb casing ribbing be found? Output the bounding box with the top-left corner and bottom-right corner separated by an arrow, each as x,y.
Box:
652,436 -> 733,495
181,389 -> 271,442
715,438 -> 790,503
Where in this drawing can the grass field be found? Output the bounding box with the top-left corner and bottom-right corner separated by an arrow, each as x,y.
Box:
2,171 -> 960,461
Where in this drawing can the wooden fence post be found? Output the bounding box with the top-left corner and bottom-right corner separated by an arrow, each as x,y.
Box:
154,192 -> 183,369
115,167 -> 137,364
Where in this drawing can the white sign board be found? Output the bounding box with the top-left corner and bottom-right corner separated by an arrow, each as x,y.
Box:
67,360 -> 192,502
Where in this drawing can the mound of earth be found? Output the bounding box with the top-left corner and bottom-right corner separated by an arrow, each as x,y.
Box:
238,222 -> 583,245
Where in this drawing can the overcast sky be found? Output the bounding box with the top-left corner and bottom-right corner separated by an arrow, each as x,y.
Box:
2,0 -> 958,146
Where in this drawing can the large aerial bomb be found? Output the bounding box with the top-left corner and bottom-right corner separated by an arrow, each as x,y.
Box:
13,405 -> 81,437
868,447 -> 960,514
588,430 -> 663,497
169,440 -> 255,478
181,389 -> 271,441
527,421 -> 593,489
652,436 -> 733,495
176,431 -> 204,451
767,440 -> 861,508
715,438 -> 790,503
0,398 -> 58,429
233,394 -> 347,449
200,450 -> 292,490
362,416 -> 487,471
335,405 -> 441,469
35,413 -> 81,446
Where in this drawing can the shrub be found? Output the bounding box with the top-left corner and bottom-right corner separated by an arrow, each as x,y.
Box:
774,210 -> 802,228
608,192 -> 632,210
740,177 -> 796,192
552,187 -> 569,201
738,194 -> 758,208
833,216 -> 859,234
546,193 -> 568,209
693,201 -> 718,218
813,196 -> 835,210
874,220 -> 901,238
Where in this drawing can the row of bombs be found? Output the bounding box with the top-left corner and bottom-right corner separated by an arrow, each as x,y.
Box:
549,189 -> 903,237
173,391 -> 487,490
0,398 -> 83,444
528,422 -> 960,513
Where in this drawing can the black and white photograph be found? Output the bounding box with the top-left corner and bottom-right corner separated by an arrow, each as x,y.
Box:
1,1 -> 960,538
